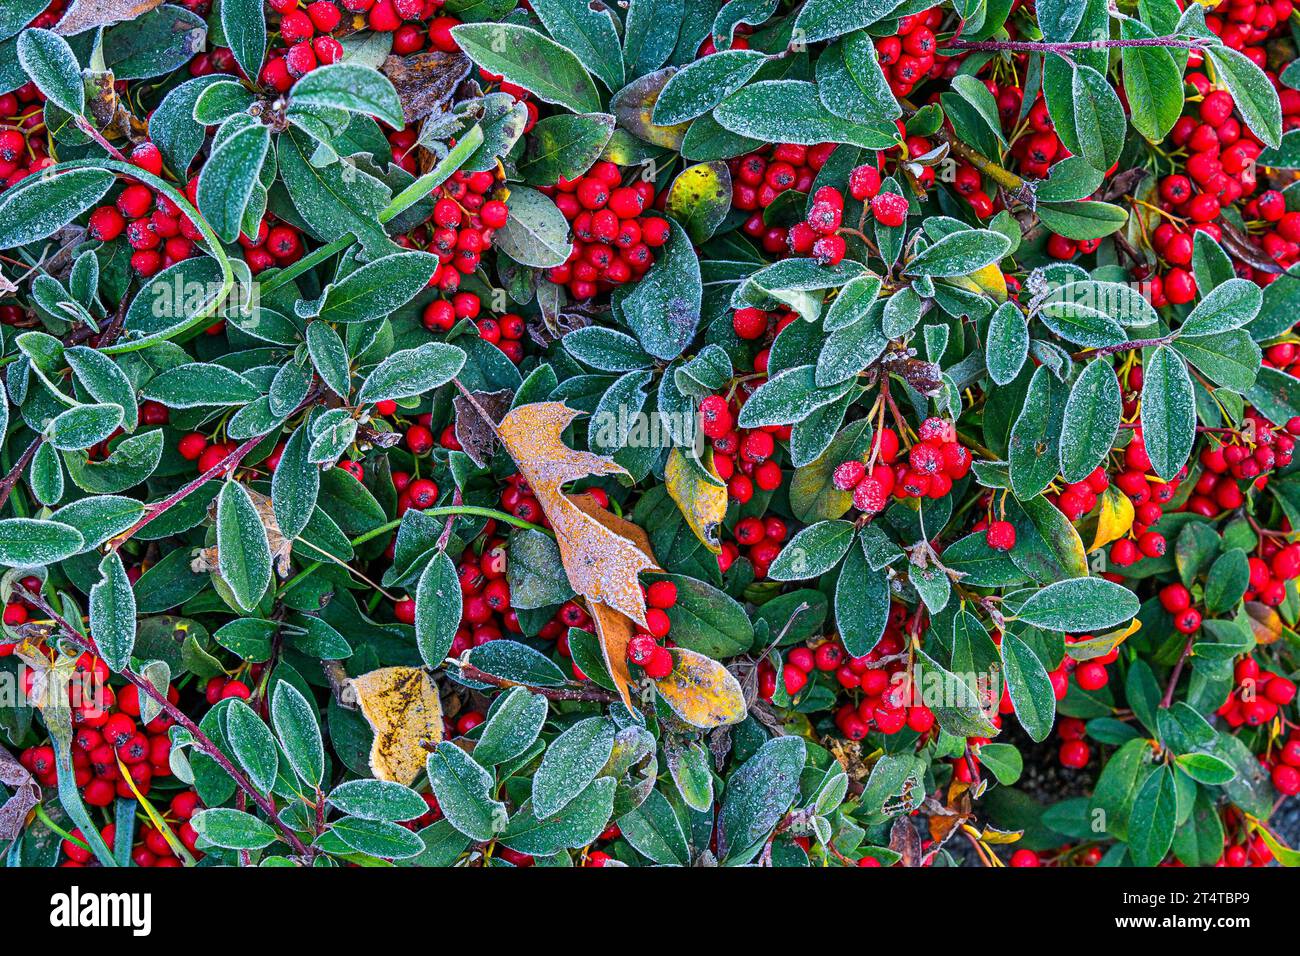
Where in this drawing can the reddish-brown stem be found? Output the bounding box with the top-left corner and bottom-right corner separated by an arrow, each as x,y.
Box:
947,36 -> 1212,53
1072,335 -> 1175,360
1160,635 -> 1196,708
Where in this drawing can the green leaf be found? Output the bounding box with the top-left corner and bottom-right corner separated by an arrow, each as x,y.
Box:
529,0 -> 623,90
1128,766 -> 1178,866
47,403 -> 123,452
0,168 -> 114,249
1059,358 -> 1121,483
17,28 -> 83,117
1206,45 -> 1282,148
191,808 -> 277,850
1174,752 -> 1237,786
89,550 -> 136,673
317,251 -> 440,324
427,741 -> 506,841
714,80 -> 898,149
64,346 -> 138,432
718,735 -> 806,863
1119,20 -> 1183,142
531,716 -> 616,817
331,817 -> 424,859
225,698 -> 279,793
986,301 -> 1028,387
1000,629 -> 1056,742
1180,278 -> 1262,336
502,777 -> 616,855
493,186 -> 573,268
270,424 -> 319,540
197,122 -> 270,243
142,363 -> 260,408
1068,63 -> 1126,171
1170,329 -> 1261,394
653,49 -> 767,125
0,517 -> 84,566
290,63 -> 404,129
415,551 -> 461,667
473,687 -> 548,766
737,365 -> 851,428
618,787 -> 689,865
563,326 -> 652,372
356,343 -> 467,404
271,681 -> 324,788
451,22 -> 601,114
506,528 -> 573,608
1009,364 -> 1067,499
615,218 -> 702,361
220,0 -> 266,87
794,0 -> 903,43
647,573 -> 753,657
216,480 -> 272,613
517,112 -> 615,185
1203,548 -> 1249,614
665,161 -> 731,244
1035,200 -> 1128,240
767,520 -> 855,581
328,779 -> 427,822
905,228 -> 1011,278
1140,346 -> 1196,480
1015,577 -> 1141,631
978,743 -> 1024,785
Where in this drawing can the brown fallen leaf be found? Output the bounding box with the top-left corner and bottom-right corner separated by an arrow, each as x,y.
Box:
56,0 -> 162,33
453,388 -> 511,467
346,667 -> 444,785
654,648 -> 746,728
497,403 -> 656,629
382,49 -> 472,123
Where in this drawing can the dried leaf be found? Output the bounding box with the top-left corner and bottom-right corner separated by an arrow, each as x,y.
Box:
497,403 -> 657,627
347,667 -> 444,785
55,0 -> 163,33
1089,484 -> 1135,553
453,388 -> 511,467
0,746 -> 40,841
889,816 -> 922,866
382,49 -> 472,123
665,447 -> 726,554
655,648 -> 746,728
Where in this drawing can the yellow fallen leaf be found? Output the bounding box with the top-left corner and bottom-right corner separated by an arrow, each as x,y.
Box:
347,667 -> 444,785
497,402 -> 658,628
1065,619 -> 1142,661
655,648 -> 745,728
665,447 -> 726,554
1089,485 -> 1135,553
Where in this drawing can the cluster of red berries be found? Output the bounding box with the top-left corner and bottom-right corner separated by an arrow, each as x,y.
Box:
1157,582 -> 1207,638
260,0 -> 349,89
1190,421 -> 1297,521
625,580 -> 680,680
177,430 -> 239,475
1096,431 -> 1186,569
731,142 -> 836,253
786,186 -> 849,265
422,292 -> 527,363
1245,539 -> 1300,606
238,213 -> 307,275
698,393 -> 787,508
0,82 -> 51,192
19,653 -> 178,806
394,157 -> 508,293
1215,654 -> 1298,734
1056,717 -> 1092,770
1263,727 -> 1300,796
542,163 -> 669,299
85,143 -> 202,277
834,420 -> 972,515
1,574 -> 46,645
62,790 -> 204,868
721,514 -> 788,580
873,8 -> 945,99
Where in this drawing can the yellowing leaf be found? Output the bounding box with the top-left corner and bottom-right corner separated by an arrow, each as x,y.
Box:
665,447 -> 726,554
943,263 -> 1007,302
1244,601 -> 1283,645
1066,618 -> 1142,661
347,667 -> 444,785
55,0 -> 162,33
1089,485 -> 1135,553
497,402 -> 657,628
654,648 -> 745,728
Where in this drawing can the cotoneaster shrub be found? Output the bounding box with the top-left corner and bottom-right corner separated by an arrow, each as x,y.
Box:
0,0 -> 1298,870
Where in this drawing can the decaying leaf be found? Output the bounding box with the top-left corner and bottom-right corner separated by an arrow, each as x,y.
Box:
655,648 -> 746,728
611,69 -> 689,149
190,488 -> 293,579
346,667 -> 444,785
1065,618 -> 1142,661
497,403 -> 657,627
55,0 -> 162,33
0,746 -> 40,842
382,49 -> 472,123
453,388 -> 512,467
665,447 -> 726,554
1089,484 -> 1135,553
889,816 -> 922,867
1244,601 -> 1283,645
